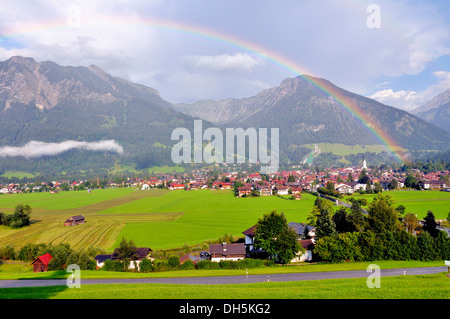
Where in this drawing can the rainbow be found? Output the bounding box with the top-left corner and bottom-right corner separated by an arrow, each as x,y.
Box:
0,14 -> 408,163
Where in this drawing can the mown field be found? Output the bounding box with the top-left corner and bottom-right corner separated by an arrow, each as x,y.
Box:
0,188 -> 448,252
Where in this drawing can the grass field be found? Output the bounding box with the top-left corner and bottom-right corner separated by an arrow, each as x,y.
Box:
0,188 -> 448,252
1,171 -> 36,179
348,190 -> 450,220
301,143 -> 407,156
1,272 -> 448,299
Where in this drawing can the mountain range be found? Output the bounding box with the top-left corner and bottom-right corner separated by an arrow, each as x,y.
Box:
0,56 -> 448,178
411,88 -> 450,133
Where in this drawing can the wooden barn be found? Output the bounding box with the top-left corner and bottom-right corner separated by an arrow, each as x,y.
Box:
64,215 -> 85,226
31,253 -> 53,272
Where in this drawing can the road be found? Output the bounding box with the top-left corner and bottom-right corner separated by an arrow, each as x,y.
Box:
0,266 -> 447,289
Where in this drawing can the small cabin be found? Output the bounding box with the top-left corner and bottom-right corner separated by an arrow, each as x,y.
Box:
31,253 -> 53,272
64,215 -> 85,227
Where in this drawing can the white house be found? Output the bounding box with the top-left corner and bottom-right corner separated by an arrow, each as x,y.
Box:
291,239 -> 314,263
208,243 -> 246,262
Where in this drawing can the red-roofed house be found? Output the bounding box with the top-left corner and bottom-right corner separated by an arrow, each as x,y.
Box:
31,253 -> 53,272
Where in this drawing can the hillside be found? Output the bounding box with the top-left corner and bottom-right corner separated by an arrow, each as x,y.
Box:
175,76 -> 450,158
412,88 -> 450,132
0,56 -> 200,177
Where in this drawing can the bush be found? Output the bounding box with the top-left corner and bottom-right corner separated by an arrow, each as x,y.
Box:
139,258 -> 153,273
153,259 -> 170,272
195,260 -> 220,270
219,260 -> 239,269
168,255 -> 180,269
180,259 -> 195,270
0,245 -> 16,260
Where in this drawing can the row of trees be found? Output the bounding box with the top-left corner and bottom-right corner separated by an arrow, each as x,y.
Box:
0,242 -> 105,271
311,193 -> 450,262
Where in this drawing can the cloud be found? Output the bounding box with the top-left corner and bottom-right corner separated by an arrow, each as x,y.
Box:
0,140 -> 124,158
368,71 -> 450,110
186,53 -> 265,72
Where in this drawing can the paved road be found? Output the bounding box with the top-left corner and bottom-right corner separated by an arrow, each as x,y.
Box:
0,267 -> 447,288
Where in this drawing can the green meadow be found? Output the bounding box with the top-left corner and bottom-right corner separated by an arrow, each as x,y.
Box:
1,272 -> 448,299
0,188 -> 448,252
349,190 -> 450,220
300,143 -> 407,156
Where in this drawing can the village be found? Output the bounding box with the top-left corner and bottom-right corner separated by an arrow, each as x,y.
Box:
1,160 -> 449,196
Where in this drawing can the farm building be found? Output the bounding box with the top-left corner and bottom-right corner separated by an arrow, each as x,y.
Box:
31,253 -> 53,272
64,215 -> 85,226
209,243 -> 246,262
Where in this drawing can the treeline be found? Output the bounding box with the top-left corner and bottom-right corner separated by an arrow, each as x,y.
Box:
103,256 -> 274,273
0,242 -> 105,271
312,194 -> 450,263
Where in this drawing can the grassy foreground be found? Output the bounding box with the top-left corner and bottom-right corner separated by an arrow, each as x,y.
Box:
1,273 -> 449,299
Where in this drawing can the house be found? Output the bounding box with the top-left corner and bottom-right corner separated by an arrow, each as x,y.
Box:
209,243 -> 246,262
288,222 -> 316,241
110,247 -> 152,270
180,252 -> 210,264
256,186 -> 272,196
291,239 -> 315,263
276,186 -> 289,195
64,215 -> 85,227
94,254 -> 112,269
242,224 -> 257,255
31,253 -> 53,272
169,183 -> 185,190
335,183 -> 354,194
292,193 -> 302,200
237,186 -> 252,197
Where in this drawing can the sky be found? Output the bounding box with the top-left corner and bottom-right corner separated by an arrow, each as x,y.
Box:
0,0 -> 449,110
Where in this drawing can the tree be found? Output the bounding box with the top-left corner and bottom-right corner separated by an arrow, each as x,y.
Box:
8,204 -> 32,229
307,196 -> 333,226
388,178 -> 398,190
395,205 -> 406,215
347,172 -> 353,182
348,201 -> 366,232
422,211 -> 439,238
367,194 -> 399,234
253,211 -> 301,264
404,175 -> 417,189
358,169 -> 369,184
332,207 -> 354,233
402,213 -> 421,235
117,237 -> 137,271
373,182 -> 383,194
365,180 -> 372,194
315,205 -> 336,241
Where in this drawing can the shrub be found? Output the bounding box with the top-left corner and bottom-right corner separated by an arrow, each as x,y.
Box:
219,260 -> 239,269
168,255 -> 180,269
195,260 -> 220,269
180,259 -> 195,270
0,245 -> 16,260
153,259 -> 170,272
139,258 -> 153,273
